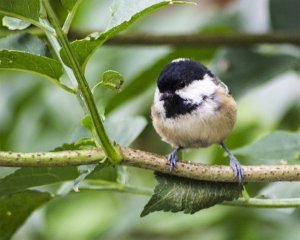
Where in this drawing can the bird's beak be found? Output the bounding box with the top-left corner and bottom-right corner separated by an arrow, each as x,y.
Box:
159,92 -> 173,101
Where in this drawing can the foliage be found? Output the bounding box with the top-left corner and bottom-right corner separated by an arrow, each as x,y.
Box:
0,33 -> 63,81
233,131 -> 300,163
0,0 -> 300,239
0,191 -> 51,240
141,173 -> 242,217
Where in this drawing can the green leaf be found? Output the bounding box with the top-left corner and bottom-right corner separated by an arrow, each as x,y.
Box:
73,165 -> 98,192
61,0 -> 80,12
0,190 -> 52,240
52,137 -> 96,151
94,70 -> 124,91
106,48 -> 216,113
74,162 -> 118,191
0,0 -> 40,23
0,167 -> 79,197
0,33 -> 48,55
278,102 -> 300,131
141,173 -> 242,217
270,0 -> 300,31
68,0 -> 189,67
86,163 -> 118,182
233,131 -> 300,163
212,48 -> 299,96
108,0 -> 173,29
0,33 -> 63,82
81,115 -> 94,133
0,50 -> 64,81
105,116 -> 147,146
2,16 -> 31,30
0,168 -> 18,179
260,182 -> 300,199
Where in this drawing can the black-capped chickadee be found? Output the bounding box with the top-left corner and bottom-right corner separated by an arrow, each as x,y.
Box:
151,58 -> 243,183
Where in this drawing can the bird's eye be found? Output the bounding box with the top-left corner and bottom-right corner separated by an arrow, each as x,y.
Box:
178,81 -> 185,88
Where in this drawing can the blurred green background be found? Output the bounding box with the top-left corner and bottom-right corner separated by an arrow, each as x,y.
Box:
1,0 -> 300,239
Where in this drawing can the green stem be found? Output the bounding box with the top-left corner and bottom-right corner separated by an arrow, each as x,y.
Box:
41,0 -> 122,163
80,181 -> 300,208
223,198 -> 300,208
242,185 -> 250,201
55,80 -> 77,94
122,185 -> 154,196
80,182 -> 153,196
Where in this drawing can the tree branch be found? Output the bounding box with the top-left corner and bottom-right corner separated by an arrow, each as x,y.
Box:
1,147 -> 300,183
2,28 -> 299,46
68,30 -> 300,46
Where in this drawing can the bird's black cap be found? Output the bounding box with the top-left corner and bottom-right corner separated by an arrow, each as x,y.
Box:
157,59 -> 214,93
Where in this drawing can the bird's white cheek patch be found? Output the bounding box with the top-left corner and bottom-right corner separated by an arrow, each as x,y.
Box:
153,88 -> 166,116
175,74 -> 217,104
154,88 -> 160,102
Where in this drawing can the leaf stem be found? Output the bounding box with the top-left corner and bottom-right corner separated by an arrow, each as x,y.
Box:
223,198 -> 300,208
80,181 -> 300,208
55,80 -> 77,94
242,186 -> 250,201
41,0 -> 122,163
62,0 -> 84,33
80,183 -> 154,196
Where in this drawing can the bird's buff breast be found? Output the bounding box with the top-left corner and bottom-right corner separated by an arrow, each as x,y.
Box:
151,92 -> 237,148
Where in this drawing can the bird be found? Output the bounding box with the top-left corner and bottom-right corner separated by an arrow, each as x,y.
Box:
151,58 -> 243,183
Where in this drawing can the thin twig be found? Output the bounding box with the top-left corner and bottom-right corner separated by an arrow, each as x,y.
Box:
223,198 -> 300,208
68,30 -> 300,46
0,147 -> 300,183
3,29 -> 300,46
80,182 -> 300,208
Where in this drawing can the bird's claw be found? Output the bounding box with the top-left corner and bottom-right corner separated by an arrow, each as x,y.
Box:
220,142 -> 244,184
230,156 -> 244,184
167,148 -> 180,173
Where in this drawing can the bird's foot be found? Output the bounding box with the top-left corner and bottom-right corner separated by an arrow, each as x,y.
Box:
167,147 -> 181,173
229,155 -> 244,184
220,142 -> 244,184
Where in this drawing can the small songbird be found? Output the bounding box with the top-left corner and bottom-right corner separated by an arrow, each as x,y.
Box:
151,58 -> 243,183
